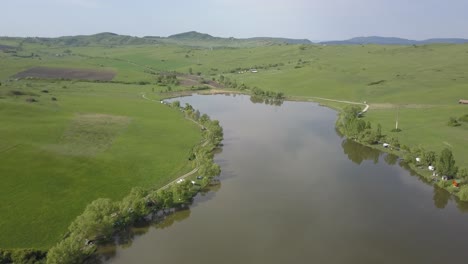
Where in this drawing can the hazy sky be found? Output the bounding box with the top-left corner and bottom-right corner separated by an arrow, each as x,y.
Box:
2,0 -> 468,40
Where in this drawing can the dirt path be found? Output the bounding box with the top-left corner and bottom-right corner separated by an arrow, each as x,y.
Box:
307,96 -> 369,113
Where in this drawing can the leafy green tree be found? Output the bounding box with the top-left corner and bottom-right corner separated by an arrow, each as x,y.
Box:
366,121 -> 372,129
156,189 -> 174,208
193,110 -> 201,121
184,103 -> 194,111
46,233 -> 95,264
118,187 -> 150,225
422,151 -> 436,166
388,137 -> 400,148
199,162 -> 221,177
171,100 -> 180,108
437,148 -> 458,176
68,198 -> 117,240
171,181 -> 192,203
457,168 -> 468,180
376,123 -> 382,139
199,114 -> 210,124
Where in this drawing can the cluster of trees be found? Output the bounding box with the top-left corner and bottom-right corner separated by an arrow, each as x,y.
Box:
45,105 -> 223,264
226,63 -> 285,73
338,106 -> 468,201
403,146 -> 468,187
217,75 -> 285,104
0,248 -> 46,264
338,105 -> 395,146
156,73 -> 179,86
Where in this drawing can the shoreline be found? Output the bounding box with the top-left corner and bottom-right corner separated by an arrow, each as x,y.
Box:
160,88 -> 465,202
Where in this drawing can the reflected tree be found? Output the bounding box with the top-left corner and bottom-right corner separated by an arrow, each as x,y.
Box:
341,139 -> 381,165
432,186 -> 450,209
384,153 -> 399,166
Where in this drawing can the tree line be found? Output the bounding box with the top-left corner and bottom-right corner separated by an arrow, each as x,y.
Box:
217,75 -> 285,104
338,105 -> 468,201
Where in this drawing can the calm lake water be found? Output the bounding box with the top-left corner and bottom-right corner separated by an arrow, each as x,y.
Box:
104,94 -> 468,264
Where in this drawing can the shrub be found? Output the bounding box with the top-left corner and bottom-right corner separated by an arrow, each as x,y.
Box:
458,186 -> 468,201
459,114 -> 468,123
448,117 -> 461,127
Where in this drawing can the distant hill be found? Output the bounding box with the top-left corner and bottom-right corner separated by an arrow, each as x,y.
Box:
0,31 -> 312,48
246,37 -> 312,45
168,31 -> 215,40
17,32 -> 161,46
320,36 -> 468,45
2,32 -> 467,48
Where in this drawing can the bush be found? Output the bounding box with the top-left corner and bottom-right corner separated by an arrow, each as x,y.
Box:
459,114 -> 468,123
448,117 -> 461,127
458,186 -> 468,201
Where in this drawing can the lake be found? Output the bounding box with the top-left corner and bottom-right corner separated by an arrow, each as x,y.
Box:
103,94 -> 468,264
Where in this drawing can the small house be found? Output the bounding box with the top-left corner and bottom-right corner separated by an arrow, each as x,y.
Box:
428,165 -> 435,171
383,143 -> 389,148
250,69 -> 258,73
415,157 -> 421,163
459,99 -> 468,104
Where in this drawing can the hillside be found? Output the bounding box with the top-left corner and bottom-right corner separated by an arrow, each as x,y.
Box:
0,31 -> 312,48
321,36 -> 468,45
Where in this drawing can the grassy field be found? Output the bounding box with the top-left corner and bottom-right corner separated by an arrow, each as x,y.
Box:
0,80 -> 201,249
1,39 -> 467,249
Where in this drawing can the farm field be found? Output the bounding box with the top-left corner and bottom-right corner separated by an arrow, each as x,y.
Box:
0,36 -> 467,250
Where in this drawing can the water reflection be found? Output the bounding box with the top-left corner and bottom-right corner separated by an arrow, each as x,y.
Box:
341,138 -> 468,211
384,153 -> 399,166
103,94 -> 468,264
249,95 -> 284,106
97,182 -> 222,263
341,139 -> 380,164
433,186 -> 450,209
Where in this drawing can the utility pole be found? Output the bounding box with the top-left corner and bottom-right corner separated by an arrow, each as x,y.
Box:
395,106 -> 399,130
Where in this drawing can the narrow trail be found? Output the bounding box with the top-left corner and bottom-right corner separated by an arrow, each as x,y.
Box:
140,92 -> 207,190
307,96 -> 369,113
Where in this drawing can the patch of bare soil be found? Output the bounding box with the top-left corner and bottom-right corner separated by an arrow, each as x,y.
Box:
13,67 -> 116,81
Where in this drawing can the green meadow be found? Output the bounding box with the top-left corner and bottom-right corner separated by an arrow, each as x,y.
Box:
1,37 -> 467,249
0,80 -> 201,249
